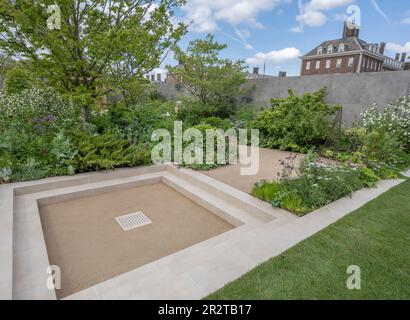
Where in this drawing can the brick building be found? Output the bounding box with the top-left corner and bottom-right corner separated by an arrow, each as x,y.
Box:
300,22 -> 405,76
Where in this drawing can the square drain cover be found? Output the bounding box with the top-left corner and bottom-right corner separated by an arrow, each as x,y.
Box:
115,211 -> 152,231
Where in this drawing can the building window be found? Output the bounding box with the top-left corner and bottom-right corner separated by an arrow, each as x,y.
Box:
325,60 -> 331,69
336,58 -> 342,68
315,61 -> 321,69
338,43 -> 345,53
306,61 -> 311,70
317,46 -> 323,55
348,57 -> 354,67
327,45 -> 333,54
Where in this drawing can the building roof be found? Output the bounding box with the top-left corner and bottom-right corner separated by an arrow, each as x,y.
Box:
302,36 -> 372,58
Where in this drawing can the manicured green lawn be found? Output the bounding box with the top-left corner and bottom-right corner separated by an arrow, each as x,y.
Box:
207,179 -> 410,300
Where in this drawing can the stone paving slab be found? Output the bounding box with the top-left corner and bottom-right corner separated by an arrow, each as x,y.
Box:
0,163 -> 406,300
65,178 -> 405,300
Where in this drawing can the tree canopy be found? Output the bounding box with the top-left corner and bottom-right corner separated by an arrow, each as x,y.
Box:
168,34 -> 247,105
0,0 -> 186,125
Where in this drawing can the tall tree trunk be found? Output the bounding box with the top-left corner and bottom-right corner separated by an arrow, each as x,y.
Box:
81,105 -> 89,129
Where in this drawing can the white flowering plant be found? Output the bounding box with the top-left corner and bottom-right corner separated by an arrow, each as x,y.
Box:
0,88 -> 79,131
361,96 -> 410,152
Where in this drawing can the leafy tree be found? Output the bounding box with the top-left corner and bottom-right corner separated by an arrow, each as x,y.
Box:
0,0 -> 186,127
168,34 -> 246,106
4,64 -> 34,94
0,51 -> 12,78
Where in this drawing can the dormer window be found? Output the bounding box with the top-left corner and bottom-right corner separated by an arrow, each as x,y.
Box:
317,46 -> 323,55
338,43 -> 345,52
327,45 -> 333,54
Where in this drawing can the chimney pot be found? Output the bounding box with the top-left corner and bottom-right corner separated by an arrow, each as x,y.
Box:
379,42 -> 386,55
343,21 -> 360,38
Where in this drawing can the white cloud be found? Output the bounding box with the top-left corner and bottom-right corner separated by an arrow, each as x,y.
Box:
183,0 -> 284,32
305,0 -> 355,12
291,0 -> 355,32
334,13 -> 348,21
386,42 -> 410,53
401,17 -> 410,25
370,0 -> 390,23
246,47 -> 301,64
289,26 -> 303,33
297,10 -> 327,27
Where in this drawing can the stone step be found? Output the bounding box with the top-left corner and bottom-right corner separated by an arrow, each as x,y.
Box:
162,172 -> 264,226
166,165 -> 295,222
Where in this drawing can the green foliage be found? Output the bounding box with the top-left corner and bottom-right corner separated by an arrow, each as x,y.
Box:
253,152 -> 379,216
252,88 -> 340,152
281,194 -> 304,215
67,131 -> 152,172
3,65 -> 33,94
0,167 -> 12,182
324,96 -> 410,178
357,167 -> 380,188
92,100 -> 176,143
51,131 -> 78,175
252,180 -> 280,202
168,34 -> 246,106
199,117 -> 234,130
0,0 -> 187,125
362,96 -> 410,152
180,123 -> 236,171
231,105 -> 259,129
176,99 -> 236,126
0,52 -> 12,77
0,88 -> 79,130
12,157 -> 48,181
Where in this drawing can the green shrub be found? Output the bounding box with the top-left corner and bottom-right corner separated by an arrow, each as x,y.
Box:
281,194 -> 304,216
67,131 -> 152,172
357,167 -> 380,188
179,123 -> 236,171
251,88 -> 340,152
252,180 -> 280,202
0,88 -> 79,131
3,65 -> 33,94
253,152 -> 380,216
12,158 -> 49,182
176,99 -> 236,126
199,117 -> 234,130
362,96 -> 410,152
91,101 -> 176,143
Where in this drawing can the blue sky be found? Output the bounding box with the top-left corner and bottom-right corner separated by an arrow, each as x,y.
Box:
157,0 -> 410,76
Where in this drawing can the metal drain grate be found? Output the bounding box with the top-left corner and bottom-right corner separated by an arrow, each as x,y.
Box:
115,211 -> 152,231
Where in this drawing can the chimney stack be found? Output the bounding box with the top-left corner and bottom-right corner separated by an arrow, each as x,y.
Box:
343,21 -> 360,38
401,53 -> 407,63
379,42 -> 386,55
253,67 -> 259,74
395,53 -> 400,61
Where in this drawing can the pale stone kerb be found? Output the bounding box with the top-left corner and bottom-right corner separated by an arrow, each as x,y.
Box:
0,185 -> 14,300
